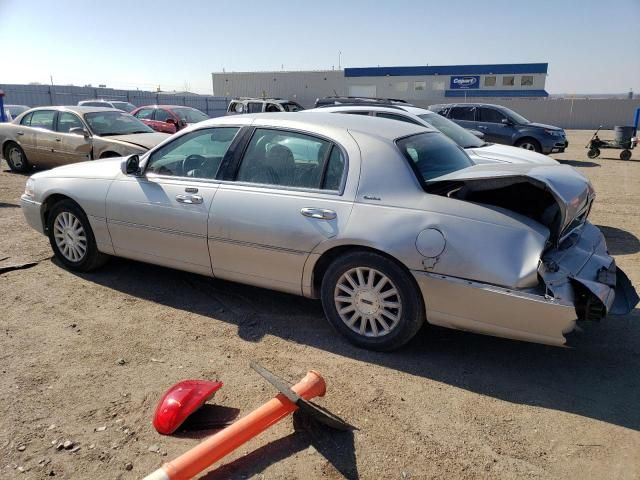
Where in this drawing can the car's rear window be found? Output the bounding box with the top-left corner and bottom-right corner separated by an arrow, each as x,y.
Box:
396,132 -> 473,183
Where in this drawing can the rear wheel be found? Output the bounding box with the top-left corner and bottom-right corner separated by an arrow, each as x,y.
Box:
515,138 -> 542,153
620,149 -> 632,161
47,199 -> 108,272
320,251 -> 425,351
587,148 -> 600,159
3,142 -> 30,172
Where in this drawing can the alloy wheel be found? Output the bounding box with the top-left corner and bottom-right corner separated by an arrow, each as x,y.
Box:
8,146 -> 24,168
334,267 -> 402,337
53,211 -> 88,262
519,142 -> 536,151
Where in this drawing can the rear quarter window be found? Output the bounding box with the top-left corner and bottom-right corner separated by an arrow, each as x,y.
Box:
396,132 -> 473,183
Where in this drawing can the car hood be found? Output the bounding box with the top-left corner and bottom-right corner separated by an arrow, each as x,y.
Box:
427,163 -> 594,244
104,132 -> 169,150
525,122 -> 563,131
32,157 -> 124,180
468,143 -> 559,165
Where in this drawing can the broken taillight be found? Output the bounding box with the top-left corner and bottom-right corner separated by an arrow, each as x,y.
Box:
153,380 -> 223,435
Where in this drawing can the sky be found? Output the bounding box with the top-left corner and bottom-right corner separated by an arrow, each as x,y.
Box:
0,0 -> 638,95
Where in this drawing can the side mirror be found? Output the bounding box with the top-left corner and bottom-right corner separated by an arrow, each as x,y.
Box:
69,127 -> 90,137
501,118 -> 513,126
121,154 -> 141,176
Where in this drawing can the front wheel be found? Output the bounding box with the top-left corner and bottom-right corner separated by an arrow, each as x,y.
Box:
320,251 -> 425,351
587,148 -> 600,159
47,199 -> 108,272
515,138 -> 542,153
620,149 -> 632,161
4,142 -> 30,172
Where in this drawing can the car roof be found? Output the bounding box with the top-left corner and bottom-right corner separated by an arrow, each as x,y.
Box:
197,111 -> 433,140
24,106 -> 123,114
310,105 -> 434,117
231,98 -> 298,104
135,105 -> 197,110
438,103 -> 506,109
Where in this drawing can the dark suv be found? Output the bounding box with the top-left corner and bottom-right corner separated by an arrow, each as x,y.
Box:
430,103 -> 567,154
227,98 -> 304,114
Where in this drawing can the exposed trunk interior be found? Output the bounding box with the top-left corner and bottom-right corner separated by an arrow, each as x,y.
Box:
426,177 -> 562,241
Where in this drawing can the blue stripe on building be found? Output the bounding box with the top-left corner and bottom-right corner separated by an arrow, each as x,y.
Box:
445,89 -> 549,98
344,63 -> 548,77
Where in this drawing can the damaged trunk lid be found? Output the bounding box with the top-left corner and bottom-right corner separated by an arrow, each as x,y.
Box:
425,163 -> 595,245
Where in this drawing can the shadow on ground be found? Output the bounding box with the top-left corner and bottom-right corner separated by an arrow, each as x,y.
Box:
67,257 -> 640,439
557,159 -> 601,168
201,412 -> 358,480
597,225 -> 640,255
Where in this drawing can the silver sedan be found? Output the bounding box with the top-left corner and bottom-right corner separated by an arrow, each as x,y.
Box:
20,113 -> 638,350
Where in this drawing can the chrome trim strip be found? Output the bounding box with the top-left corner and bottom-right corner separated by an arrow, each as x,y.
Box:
208,235 -> 308,255
107,218 -> 207,239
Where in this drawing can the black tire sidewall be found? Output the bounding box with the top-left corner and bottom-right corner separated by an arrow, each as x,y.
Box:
320,252 -> 425,351
4,143 -> 29,172
620,150 -> 631,161
47,200 -> 103,272
587,148 -> 600,159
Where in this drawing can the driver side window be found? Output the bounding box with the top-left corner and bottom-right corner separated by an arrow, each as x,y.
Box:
146,127 -> 239,179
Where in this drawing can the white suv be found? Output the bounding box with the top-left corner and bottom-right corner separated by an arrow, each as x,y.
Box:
77,99 -> 136,113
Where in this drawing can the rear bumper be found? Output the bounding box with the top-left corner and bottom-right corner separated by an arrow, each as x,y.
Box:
20,195 -> 44,235
413,222 -> 638,346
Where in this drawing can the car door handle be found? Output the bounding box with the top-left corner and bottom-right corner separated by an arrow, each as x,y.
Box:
176,194 -> 203,205
16,132 -> 24,136
300,207 -> 336,220
55,138 -> 62,142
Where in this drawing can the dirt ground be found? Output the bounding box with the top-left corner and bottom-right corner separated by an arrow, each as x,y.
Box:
0,129 -> 639,480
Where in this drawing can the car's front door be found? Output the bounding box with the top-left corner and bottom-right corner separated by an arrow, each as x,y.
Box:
52,111 -> 93,165
105,126 -> 241,276
133,107 -> 156,130
209,127 -> 353,294
15,112 -> 40,160
476,107 -> 516,144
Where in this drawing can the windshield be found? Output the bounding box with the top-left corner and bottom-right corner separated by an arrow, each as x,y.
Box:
282,102 -> 303,112
7,105 -> 29,117
84,111 -> 154,136
417,113 -> 484,149
397,132 -> 473,183
111,102 -> 136,113
500,106 -> 530,125
172,107 -> 208,123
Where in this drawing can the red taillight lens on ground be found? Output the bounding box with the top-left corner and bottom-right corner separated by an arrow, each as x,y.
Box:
153,380 -> 223,435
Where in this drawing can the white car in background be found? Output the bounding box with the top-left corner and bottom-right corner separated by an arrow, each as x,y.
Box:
311,104 -> 559,165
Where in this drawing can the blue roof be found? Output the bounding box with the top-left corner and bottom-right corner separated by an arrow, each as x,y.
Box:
344,63 -> 548,77
445,89 -> 549,98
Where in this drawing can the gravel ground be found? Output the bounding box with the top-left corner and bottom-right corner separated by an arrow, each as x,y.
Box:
0,129 -> 638,479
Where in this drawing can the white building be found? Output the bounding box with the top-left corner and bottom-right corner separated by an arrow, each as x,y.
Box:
212,63 -> 549,108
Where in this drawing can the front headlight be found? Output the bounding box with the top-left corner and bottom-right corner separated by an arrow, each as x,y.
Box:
24,178 -> 35,197
544,129 -> 563,137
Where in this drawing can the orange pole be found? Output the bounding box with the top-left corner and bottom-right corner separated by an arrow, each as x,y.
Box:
143,370 -> 326,480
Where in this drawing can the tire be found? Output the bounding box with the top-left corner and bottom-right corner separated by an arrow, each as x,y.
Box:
47,199 -> 108,272
620,150 -> 632,161
587,148 -> 600,159
3,142 -> 30,172
515,138 -> 542,153
320,251 -> 425,351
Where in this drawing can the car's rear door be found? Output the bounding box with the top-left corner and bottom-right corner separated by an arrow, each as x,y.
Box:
447,105 -> 477,130
105,126 -> 241,276
28,110 -> 59,166
133,107 -> 156,130
208,127 -> 354,294
52,111 -> 93,165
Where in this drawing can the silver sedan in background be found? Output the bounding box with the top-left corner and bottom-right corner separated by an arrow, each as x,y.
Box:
19,113 -> 638,350
1,106 -> 169,172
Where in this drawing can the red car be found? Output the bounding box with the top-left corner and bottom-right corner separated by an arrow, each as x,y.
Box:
130,105 -> 209,134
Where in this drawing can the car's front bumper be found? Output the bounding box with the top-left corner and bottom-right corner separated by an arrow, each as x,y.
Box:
413,222 -> 638,346
20,194 -> 44,235
543,138 -> 568,154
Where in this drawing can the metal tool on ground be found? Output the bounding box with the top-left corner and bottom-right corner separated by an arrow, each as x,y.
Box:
142,366 -> 332,480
